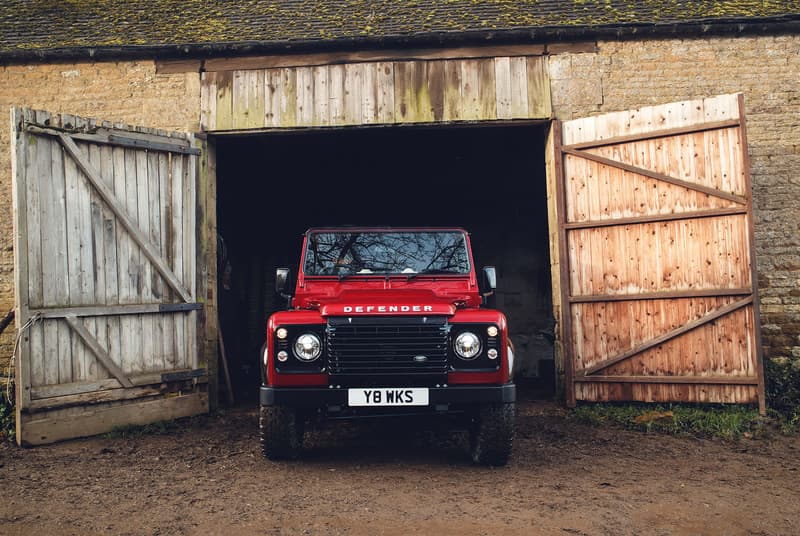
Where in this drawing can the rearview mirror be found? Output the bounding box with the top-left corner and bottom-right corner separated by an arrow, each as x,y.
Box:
481,266 -> 497,295
275,268 -> 292,297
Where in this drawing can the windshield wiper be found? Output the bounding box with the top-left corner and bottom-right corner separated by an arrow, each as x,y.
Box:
406,269 -> 462,281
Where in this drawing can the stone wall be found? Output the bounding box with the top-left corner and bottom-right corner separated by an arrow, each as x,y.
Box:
1,33 -> 798,390
548,34 -> 800,364
0,60 -> 200,386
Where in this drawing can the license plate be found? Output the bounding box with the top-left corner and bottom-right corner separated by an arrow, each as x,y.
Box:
347,388 -> 429,407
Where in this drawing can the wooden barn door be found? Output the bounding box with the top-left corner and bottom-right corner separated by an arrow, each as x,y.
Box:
547,94 -> 765,412
11,108 -> 208,445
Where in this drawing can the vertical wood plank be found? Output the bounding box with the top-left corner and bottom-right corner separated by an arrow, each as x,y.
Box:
124,147 -> 144,373
147,151 -> 165,371
247,69 -> 266,129
426,60 -> 445,122
63,132 -> 85,382
184,150 -> 198,369
112,143 -> 134,376
135,148 -> 155,372
98,137 -> 118,381
12,109 -> 34,409
41,136 -> 71,384
170,154 -> 185,370
265,69 -> 282,127
231,70 -> 247,130
460,59 -> 481,121
214,71 -> 234,130
344,63 -> 363,125
159,152 -> 174,369
329,65 -> 345,125
279,68 -> 297,128
495,57 -> 513,120
376,62 -> 395,124
312,65 -> 329,126
527,56 -> 552,118
509,57 -> 529,118
21,117 -> 45,389
87,143 -> 106,381
296,66 -> 314,126
200,72 -> 211,131
477,59 -> 497,121
361,63 -> 377,124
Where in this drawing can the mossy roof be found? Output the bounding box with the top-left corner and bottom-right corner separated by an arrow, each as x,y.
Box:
1,0 -> 799,60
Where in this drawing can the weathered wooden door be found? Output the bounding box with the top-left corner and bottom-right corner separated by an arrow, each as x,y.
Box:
11,108 -> 208,445
546,94 -> 765,412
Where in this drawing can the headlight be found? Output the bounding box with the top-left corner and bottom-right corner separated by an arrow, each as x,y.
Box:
293,333 -> 322,361
454,331 -> 481,359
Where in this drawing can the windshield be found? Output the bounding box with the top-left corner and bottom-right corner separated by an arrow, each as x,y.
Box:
303,231 -> 471,276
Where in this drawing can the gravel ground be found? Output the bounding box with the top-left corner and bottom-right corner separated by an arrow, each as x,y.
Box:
0,398 -> 798,536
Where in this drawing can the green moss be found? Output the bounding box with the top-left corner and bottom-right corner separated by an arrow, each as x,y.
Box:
1,0 -> 797,53
570,402 -> 770,440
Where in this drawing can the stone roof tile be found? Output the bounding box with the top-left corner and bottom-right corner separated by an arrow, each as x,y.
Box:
1,0 -> 798,59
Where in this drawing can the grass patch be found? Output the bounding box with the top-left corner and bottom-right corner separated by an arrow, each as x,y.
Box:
570,403 -> 768,440
0,391 -> 14,442
765,358 -> 800,434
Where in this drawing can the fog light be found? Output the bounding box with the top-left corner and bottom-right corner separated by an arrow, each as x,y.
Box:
277,350 -> 288,362
276,328 -> 288,340
487,326 -> 498,337
488,349 -> 498,360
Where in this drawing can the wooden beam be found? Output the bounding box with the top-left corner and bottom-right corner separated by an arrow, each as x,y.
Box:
204,118 -> 549,136
18,391 -> 208,446
569,288 -> 752,303
30,368 -> 208,399
32,302 -> 202,319
545,42 -> 598,54
738,93 -> 767,416
64,315 -> 134,388
28,384 -> 163,412
574,375 -> 758,385
580,296 -> 754,376
562,147 -> 748,206
11,107 -> 33,413
156,59 -> 203,74
564,206 -> 748,230
26,125 -> 199,155
189,44 -> 547,73
552,119 -> 576,408
562,119 -> 741,151
56,133 -> 193,302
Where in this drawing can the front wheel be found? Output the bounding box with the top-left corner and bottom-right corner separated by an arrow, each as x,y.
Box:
259,405 -> 305,460
469,402 -> 515,466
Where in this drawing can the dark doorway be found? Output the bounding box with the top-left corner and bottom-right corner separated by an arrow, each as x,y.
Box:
215,123 -> 554,401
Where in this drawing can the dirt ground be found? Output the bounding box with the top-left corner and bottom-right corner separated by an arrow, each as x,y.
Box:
0,398 -> 798,536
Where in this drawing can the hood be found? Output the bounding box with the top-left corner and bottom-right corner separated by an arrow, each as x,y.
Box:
308,288 -> 468,316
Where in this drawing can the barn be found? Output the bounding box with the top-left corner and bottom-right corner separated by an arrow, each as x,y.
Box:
0,1 -> 798,445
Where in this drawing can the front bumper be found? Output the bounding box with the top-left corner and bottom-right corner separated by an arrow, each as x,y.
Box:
260,383 -> 515,407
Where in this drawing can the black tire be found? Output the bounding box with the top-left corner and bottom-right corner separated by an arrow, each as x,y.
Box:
259,405 -> 304,460
469,402 -> 515,466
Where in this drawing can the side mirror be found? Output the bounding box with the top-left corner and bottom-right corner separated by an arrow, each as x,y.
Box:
275,268 -> 292,298
481,266 -> 497,296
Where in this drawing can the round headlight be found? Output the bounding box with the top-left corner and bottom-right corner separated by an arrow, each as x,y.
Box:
454,331 -> 481,359
293,333 -> 321,362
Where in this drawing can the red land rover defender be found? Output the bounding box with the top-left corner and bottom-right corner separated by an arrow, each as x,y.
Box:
260,228 -> 515,465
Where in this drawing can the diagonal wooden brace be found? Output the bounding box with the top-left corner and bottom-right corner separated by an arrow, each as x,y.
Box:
64,316 -> 133,388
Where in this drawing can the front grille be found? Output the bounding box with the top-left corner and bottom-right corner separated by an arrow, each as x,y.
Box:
327,316 -> 449,376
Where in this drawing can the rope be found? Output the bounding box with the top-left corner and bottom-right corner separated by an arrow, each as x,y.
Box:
4,312 -> 40,403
